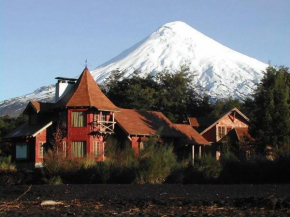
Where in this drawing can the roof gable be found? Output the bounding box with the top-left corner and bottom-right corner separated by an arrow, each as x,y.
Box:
200,108 -> 249,135
54,68 -> 119,111
23,101 -> 54,114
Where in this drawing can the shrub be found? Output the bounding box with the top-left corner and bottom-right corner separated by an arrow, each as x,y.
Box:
43,150 -> 74,177
183,154 -> 222,184
0,156 -> 16,173
165,158 -> 189,184
80,157 -> 97,169
91,161 -> 112,183
48,175 -> 63,185
108,143 -> 139,183
137,137 -> 177,184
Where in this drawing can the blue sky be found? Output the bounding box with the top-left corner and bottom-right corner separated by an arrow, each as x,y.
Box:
1,0 -> 290,101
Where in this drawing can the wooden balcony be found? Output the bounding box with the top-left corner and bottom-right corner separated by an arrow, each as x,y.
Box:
89,120 -> 115,135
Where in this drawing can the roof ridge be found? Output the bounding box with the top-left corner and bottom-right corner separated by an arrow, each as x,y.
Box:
86,71 -> 93,105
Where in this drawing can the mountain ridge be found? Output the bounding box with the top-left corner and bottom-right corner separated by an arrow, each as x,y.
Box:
0,21 -> 268,117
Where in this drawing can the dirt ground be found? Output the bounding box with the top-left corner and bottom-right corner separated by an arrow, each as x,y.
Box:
1,184 -> 290,216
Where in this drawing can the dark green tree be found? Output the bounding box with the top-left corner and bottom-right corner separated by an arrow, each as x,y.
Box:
103,66 -> 201,123
249,66 -> 290,150
209,97 -> 242,118
102,69 -> 159,111
0,114 -> 28,141
155,65 -> 197,122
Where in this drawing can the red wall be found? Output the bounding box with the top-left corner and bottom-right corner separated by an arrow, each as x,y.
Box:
67,108 -> 105,161
131,137 -> 140,156
202,126 -> 217,143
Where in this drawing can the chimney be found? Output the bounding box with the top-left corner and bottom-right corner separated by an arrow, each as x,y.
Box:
55,77 -> 77,102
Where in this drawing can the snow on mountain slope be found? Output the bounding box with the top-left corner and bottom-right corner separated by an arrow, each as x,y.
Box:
0,21 -> 267,117
0,85 -> 55,117
91,21 -> 267,99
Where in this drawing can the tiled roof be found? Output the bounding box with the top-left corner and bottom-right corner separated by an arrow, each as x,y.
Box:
4,118 -> 54,139
174,124 -> 210,145
235,127 -> 253,141
220,127 -> 253,143
115,108 -> 182,137
189,117 -> 217,127
30,101 -> 40,112
23,101 -> 54,114
54,68 -> 119,111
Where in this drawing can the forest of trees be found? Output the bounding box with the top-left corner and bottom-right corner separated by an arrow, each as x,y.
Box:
0,66 -> 289,155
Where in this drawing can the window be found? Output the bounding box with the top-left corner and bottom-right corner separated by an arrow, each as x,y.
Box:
139,142 -> 144,150
100,112 -> 106,122
71,111 -> 86,127
16,143 -> 28,159
218,126 -> 226,139
93,141 -> 100,158
39,142 -> 44,158
93,112 -> 99,122
71,141 -> 86,157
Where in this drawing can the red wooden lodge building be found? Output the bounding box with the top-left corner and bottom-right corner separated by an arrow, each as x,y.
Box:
4,68 -> 251,168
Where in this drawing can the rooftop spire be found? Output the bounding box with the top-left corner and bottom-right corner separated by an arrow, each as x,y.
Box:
54,67 -> 119,111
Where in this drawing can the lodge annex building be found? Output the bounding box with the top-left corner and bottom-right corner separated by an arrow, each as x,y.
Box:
5,68 -> 250,168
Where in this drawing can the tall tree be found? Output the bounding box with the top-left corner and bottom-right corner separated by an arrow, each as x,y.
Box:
209,97 -> 242,118
249,66 -> 290,150
102,69 -> 159,111
155,65 -> 197,122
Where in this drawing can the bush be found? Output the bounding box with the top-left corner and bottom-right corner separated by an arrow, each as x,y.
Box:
165,158 -> 189,184
137,137 -> 177,184
43,150 -> 77,177
183,154 -> 222,184
0,156 -> 16,173
48,175 -> 63,185
107,143 -> 139,183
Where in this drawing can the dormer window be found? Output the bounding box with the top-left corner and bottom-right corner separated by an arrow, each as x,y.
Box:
71,111 -> 86,127
29,114 -> 37,125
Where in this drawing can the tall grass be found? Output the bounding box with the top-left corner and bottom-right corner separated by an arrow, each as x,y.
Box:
0,156 -> 16,173
42,139 -> 290,184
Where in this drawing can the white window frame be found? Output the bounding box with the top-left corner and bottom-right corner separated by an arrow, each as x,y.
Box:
100,112 -> 106,122
39,142 -> 44,158
71,141 -> 86,157
93,141 -> 100,158
218,126 -> 226,139
63,141 -> 67,157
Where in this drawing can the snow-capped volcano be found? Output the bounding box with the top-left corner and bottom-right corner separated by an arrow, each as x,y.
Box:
0,21 -> 267,117
91,21 -> 267,98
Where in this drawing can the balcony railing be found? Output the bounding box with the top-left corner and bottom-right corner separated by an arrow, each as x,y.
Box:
89,120 -> 115,134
